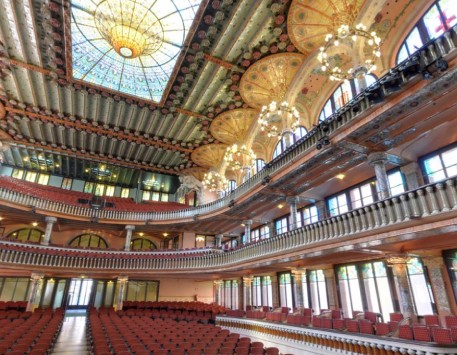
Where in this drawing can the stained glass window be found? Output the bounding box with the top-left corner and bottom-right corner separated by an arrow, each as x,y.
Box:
71,0 -> 202,102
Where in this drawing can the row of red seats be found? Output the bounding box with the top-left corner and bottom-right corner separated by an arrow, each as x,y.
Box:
0,301 -> 27,311
88,308 -> 279,355
230,308 -> 457,345
0,175 -> 189,212
0,308 -> 64,354
121,301 -> 227,314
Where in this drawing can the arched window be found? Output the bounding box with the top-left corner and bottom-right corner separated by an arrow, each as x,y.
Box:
255,159 -> 265,174
272,126 -> 308,159
397,0 -> 456,64
225,179 -> 237,194
69,234 -> 108,249
319,75 -> 377,122
131,238 -> 157,251
7,228 -> 44,243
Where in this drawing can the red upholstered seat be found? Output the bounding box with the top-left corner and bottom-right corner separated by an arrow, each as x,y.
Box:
398,325 -> 414,340
413,325 -> 432,342
432,327 -> 453,344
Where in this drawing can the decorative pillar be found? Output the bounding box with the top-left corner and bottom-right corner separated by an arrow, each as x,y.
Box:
41,216 -> 57,245
323,268 -> 339,310
354,66 -> 369,91
243,276 -> 252,311
270,274 -> 280,308
268,221 -> 276,239
401,162 -> 425,190
368,152 -> 390,200
388,258 -> 416,318
214,281 -> 223,306
291,269 -> 305,310
215,234 -> 223,248
26,272 -> 44,312
238,278 -> 244,311
423,256 -> 454,319
315,200 -> 327,220
115,276 -> 128,311
243,220 -> 252,244
287,196 -> 299,230
124,225 -> 135,251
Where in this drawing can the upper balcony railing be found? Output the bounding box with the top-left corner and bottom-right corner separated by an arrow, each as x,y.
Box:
1,175 -> 457,271
0,25 -> 456,222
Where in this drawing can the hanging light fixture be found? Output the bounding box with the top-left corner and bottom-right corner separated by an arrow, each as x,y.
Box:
202,170 -> 228,192
317,23 -> 381,81
257,101 -> 301,138
223,143 -> 256,172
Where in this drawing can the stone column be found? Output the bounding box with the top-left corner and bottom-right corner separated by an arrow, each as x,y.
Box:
292,269 -> 305,310
368,152 -> 390,200
401,162 -> 424,190
389,259 -> 416,318
26,272 -> 44,312
41,216 -> 57,245
243,276 -> 252,311
243,220 -> 252,244
323,268 -> 339,310
270,274 -> 280,308
423,256 -> 453,319
287,196 -> 299,230
215,234 -> 223,248
124,225 -> 135,251
115,276 -> 128,311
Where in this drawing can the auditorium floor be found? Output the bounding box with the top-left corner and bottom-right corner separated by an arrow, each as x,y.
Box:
51,310 -> 90,354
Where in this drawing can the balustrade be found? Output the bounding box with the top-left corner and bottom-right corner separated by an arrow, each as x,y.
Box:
217,316 -> 457,355
1,177 -> 457,272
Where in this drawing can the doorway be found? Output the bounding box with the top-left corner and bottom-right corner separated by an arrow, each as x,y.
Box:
66,278 -> 94,309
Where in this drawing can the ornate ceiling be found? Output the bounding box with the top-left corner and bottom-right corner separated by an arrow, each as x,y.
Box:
0,0 -> 428,187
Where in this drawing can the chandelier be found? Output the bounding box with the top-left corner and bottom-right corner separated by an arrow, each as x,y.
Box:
94,0 -> 163,59
318,23 -> 381,81
202,171 -> 228,192
223,143 -> 256,172
257,101 -> 301,138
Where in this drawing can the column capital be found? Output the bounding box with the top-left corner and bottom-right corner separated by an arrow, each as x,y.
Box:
422,256 -> 445,269
242,276 -> 252,285
30,272 -> 45,281
286,196 -> 300,205
117,276 -> 129,283
368,152 -> 388,166
125,225 -> 136,231
242,220 -> 253,226
44,216 -> 57,224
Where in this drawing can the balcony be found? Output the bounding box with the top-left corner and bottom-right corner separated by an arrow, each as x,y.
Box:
1,176 -> 457,272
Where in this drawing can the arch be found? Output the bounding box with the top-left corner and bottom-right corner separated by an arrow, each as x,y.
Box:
395,0 -> 456,65
272,126 -> 308,160
7,228 -> 44,243
69,234 -> 108,249
317,75 -> 377,123
131,238 -> 158,251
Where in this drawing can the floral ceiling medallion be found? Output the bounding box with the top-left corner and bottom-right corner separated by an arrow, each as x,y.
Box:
70,0 -> 202,102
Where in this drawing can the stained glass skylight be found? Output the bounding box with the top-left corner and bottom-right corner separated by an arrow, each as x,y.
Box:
70,0 -> 202,102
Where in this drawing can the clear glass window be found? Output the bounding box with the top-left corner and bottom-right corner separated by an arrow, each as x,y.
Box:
105,185 -> 115,197
61,178 -> 73,190
37,174 -> 49,185
25,171 -> 37,182
12,169 -> 24,179
388,171 -> 405,196
407,258 -> 435,315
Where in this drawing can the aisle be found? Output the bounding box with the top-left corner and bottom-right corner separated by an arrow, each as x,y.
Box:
51,310 -> 90,355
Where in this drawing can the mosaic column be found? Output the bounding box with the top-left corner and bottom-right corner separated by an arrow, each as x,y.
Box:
368,152 -> 390,200
124,225 -> 135,251
401,162 -> 425,190
214,280 -> 223,306
116,276 -> 128,311
291,268 -> 305,310
389,260 -> 415,318
268,221 -> 276,239
26,272 -> 44,312
41,216 -> 57,245
237,278 -> 244,311
215,234 -> 223,248
243,276 -> 252,311
323,268 -> 339,310
270,274 -> 280,308
287,196 -> 299,230
243,220 -> 252,244
423,256 -> 453,317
